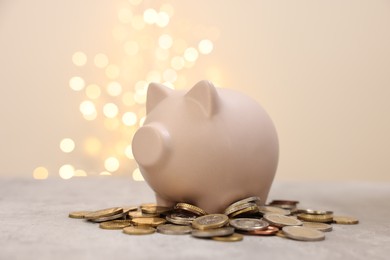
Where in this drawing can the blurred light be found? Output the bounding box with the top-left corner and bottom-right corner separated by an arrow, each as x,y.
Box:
94,53 -> 109,68
156,12 -> 170,27
74,169 -> 87,177
131,15 -> 145,30
173,38 -> 187,54
146,71 -> 161,83
79,100 -> 97,120
155,48 -> 169,61
124,41 -> 139,56
122,112 -> 137,126
106,81 -> 122,96
175,74 -> 187,89
132,168 -> 144,181
143,8 -> 158,24
122,91 -> 136,106
100,171 -> 112,176
103,103 -> 119,118
139,116 -> 146,126
134,92 -> 146,104
184,47 -> 199,62
69,76 -> 85,91
158,34 -> 173,49
129,0 -> 143,5
171,56 -> 185,70
33,166 -> 48,180
118,8 -> 132,24
59,164 -> 74,180
104,157 -> 120,172
85,84 -> 101,99
198,39 -> 214,54
104,118 -> 120,130
160,3 -> 174,17
135,81 -> 148,95
72,51 -> 87,66
60,138 -> 75,153
163,81 -> 175,89
84,137 -> 101,156
163,69 -> 177,82
105,65 -> 120,79
125,145 -> 134,159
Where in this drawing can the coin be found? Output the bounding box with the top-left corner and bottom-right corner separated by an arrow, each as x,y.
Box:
224,202 -> 257,216
84,207 -> 123,220
258,206 -> 291,216
229,205 -> 259,218
263,213 -> 303,227
89,211 -> 127,223
245,226 -> 279,236
229,218 -> 269,231
275,230 -> 288,238
131,217 -> 167,227
157,224 -> 193,235
175,203 -> 207,216
269,200 -> 299,205
128,211 -> 160,218
302,222 -> 333,232
122,206 -> 138,212
166,213 -> 197,225
123,226 -> 155,235
68,211 -> 91,219
226,196 -> 261,210
192,227 -> 235,238
99,220 -> 133,230
192,214 -> 229,230
212,233 -> 243,242
282,226 -> 325,241
301,209 -> 333,215
297,213 -> 333,223
141,205 -> 172,215
333,216 -> 359,224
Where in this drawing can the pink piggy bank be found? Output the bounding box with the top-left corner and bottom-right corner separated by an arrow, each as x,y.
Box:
132,80 -> 279,213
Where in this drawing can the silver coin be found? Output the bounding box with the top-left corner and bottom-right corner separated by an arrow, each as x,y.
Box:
157,224 -> 193,235
229,218 -> 269,231
89,211 -> 126,223
258,206 -> 291,216
224,202 -> 258,216
191,227 -> 235,238
282,226 -> 325,241
166,213 -> 196,225
264,213 -> 302,227
227,196 -> 261,209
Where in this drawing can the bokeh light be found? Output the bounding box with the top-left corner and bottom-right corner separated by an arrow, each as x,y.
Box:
184,47 -> 199,62
104,157 -> 120,172
132,168 -> 145,181
143,8 -> 158,24
198,39 -> 214,54
69,76 -> 85,91
72,51 -> 87,66
122,112 -> 138,126
60,138 -> 75,153
33,166 -> 49,180
94,53 -> 109,68
103,103 -> 119,118
85,84 -> 101,99
59,164 -> 74,179
106,81 -> 122,96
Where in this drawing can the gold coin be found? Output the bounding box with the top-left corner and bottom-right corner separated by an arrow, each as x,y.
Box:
131,217 -> 167,227
258,206 -> 290,216
282,226 -> 325,241
89,211 -> 126,223
224,202 -> 257,216
122,206 -> 138,212
229,205 -> 259,218
123,226 -> 155,235
128,211 -> 160,218
141,205 -> 172,215
297,213 -> 333,223
263,213 -> 303,227
99,220 -> 133,230
275,230 -> 288,239
175,203 -> 207,216
333,216 -> 359,225
226,196 -> 261,210
302,222 -> 333,232
84,207 -> 123,220
68,211 -> 91,219
192,214 -> 229,230
212,233 -> 243,242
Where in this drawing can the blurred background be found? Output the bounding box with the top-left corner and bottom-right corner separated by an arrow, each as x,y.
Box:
0,0 -> 389,181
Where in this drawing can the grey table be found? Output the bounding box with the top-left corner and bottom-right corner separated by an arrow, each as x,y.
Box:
1,177 -> 389,260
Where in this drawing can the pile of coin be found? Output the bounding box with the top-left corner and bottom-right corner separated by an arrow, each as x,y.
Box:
69,197 -> 359,242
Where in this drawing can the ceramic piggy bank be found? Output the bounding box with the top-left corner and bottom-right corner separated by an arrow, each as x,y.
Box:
132,80 -> 278,213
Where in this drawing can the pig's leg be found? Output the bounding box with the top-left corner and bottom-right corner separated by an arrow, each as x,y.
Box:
155,193 -> 175,207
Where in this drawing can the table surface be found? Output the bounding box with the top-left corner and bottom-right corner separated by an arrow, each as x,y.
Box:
1,177 -> 389,260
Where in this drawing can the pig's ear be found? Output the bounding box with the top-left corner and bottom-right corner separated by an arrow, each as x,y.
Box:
185,80 -> 219,117
147,82 -> 174,114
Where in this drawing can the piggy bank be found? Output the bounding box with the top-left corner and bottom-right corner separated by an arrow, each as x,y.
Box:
132,80 -> 279,213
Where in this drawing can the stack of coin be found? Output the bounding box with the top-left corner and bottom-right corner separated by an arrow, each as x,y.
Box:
68,197 -> 359,242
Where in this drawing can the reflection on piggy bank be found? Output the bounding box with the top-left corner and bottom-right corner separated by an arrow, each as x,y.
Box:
132,80 -> 279,213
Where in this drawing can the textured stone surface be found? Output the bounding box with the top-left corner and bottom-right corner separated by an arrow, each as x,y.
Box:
1,177 -> 389,260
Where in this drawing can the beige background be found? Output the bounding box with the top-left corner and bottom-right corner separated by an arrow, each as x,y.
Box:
1,0 -> 389,181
